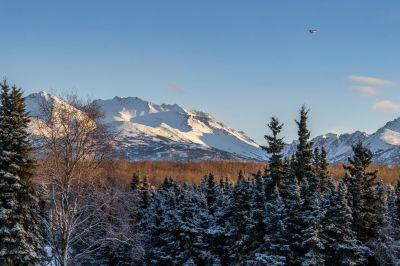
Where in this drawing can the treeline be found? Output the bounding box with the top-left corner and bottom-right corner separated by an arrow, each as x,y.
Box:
0,82 -> 400,265
92,160 -> 400,187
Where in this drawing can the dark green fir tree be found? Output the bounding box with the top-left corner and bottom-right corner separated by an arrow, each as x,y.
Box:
293,105 -> 314,185
262,117 -> 285,198
130,171 -> 140,191
344,142 -> 384,243
313,147 -> 329,191
0,82 -> 44,265
321,178 -> 368,265
200,173 -> 220,214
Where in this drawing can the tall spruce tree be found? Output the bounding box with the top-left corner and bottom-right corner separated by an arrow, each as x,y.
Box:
0,82 -> 44,265
219,176 -> 233,197
370,182 -> 398,265
313,147 -> 328,191
281,171 -> 303,264
344,142 -> 383,243
293,105 -> 314,184
226,174 -> 253,263
289,106 -> 325,264
321,178 -> 368,265
198,174 -> 226,263
262,117 -> 285,197
200,173 -> 220,215
248,172 -> 267,255
138,176 -> 152,210
130,171 -> 140,191
299,172 -> 325,265
261,186 -> 287,265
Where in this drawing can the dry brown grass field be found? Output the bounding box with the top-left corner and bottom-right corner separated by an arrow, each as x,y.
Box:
92,160 -> 400,188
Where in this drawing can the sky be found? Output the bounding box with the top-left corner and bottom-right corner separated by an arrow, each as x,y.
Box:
1,1 -> 400,143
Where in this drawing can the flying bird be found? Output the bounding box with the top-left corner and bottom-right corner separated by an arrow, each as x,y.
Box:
309,29 -> 318,34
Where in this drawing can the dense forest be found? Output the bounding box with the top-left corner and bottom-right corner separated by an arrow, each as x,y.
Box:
1,81 -> 400,265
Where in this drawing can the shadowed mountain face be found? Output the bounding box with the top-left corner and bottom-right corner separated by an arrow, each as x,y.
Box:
25,92 -> 400,164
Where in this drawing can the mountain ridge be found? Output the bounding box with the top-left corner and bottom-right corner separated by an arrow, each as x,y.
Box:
283,119 -> 400,164
25,92 -> 400,164
26,92 -> 266,161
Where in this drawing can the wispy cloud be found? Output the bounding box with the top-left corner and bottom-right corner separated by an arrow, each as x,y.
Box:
165,83 -> 183,93
351,86 -> 378,96
372,100 -> 400,112
347,75 -> 395,86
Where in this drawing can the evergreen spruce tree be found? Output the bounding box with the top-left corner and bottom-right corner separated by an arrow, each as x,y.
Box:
299,172 -> 325,265
281,171 -> 303,264
145,177 -> 194,264
313,147 -> 328,191
219,176 -> 233,197
288,106 -> 325,264
212,176 -> 233,265
0,82 -> 44,265
130,171 -> 140,191
173,183 -> 218,265
144,183 -> 172,264
237,170 -> 245,181
138,176 -> 152,210
278,156 -> 293,201
344,142 -> 383,243
293,105 -> 314,184
200,173 -> 220,215
248,172 -> 267,255
374,181 -> 388,232
219,177 -> 225,191
144,180 -> 222,265
321,178 -> 368,265
370,182 -> 399,265
198,173 -> 227,264
225,174 -> 253,263
262,117 -> 285,197
260,185 -> 287,265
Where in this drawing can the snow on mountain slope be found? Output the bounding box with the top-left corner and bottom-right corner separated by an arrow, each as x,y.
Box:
93,96 -> 266,161
25,92 -> 96,136
283,118 -> 400,164
25,92 -> 266,161
24,92 -> 400,164
380,129 -> 400,146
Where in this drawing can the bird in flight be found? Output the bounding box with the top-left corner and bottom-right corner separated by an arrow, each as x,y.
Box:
309,29 -> 318,34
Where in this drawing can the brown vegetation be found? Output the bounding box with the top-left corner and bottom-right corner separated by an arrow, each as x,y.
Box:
92,160 -> 400,188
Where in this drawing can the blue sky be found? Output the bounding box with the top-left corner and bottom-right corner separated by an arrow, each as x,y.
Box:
1,1 -> 400,142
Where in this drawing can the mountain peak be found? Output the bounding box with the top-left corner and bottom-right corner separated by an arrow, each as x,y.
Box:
381,116 -> 400,132
24,91 -> 400,164
26,91 -> 52,101
25,92 -> 264,161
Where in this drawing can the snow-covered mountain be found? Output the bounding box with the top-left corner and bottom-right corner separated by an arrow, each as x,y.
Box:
25,92 -> 266,161
283,118 -> 400,164
24,92 -> 400,164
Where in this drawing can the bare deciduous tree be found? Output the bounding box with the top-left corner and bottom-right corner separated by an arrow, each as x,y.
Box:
33,93 -> 141,265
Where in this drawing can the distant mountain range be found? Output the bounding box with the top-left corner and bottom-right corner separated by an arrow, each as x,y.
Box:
284,118 -> 400,165
25,92 -> 400,164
